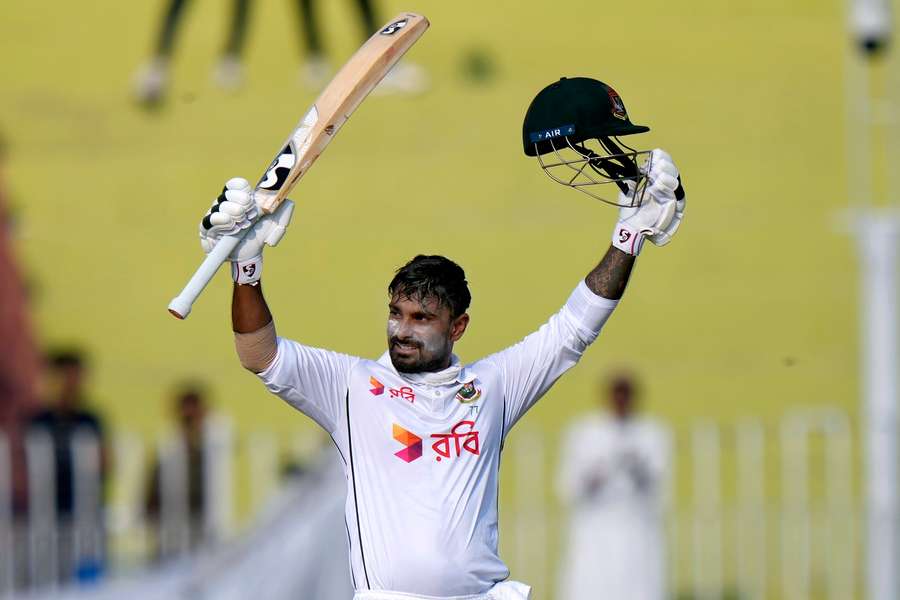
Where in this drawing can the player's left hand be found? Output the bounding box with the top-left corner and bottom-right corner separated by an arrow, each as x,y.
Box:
611,149 -> 686,256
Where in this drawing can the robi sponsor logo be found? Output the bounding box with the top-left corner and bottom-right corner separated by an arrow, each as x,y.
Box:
391,420 -> 481,463
367,375 -> 414,403
392,424 -> 422,463
389,386 -> 415,403
430,420 -> 480,462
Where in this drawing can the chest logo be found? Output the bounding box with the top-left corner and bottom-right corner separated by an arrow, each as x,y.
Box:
389,386 -> 415,403
455,382 -> 481,404
369,376 -> 385,396
430,420 -> 480,462
392,424 -> 423,463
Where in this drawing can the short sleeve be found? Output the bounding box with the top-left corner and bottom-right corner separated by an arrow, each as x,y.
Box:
256,337 -> 359,434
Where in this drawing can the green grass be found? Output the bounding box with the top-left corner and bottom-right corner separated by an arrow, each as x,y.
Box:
1,0 -> 862,593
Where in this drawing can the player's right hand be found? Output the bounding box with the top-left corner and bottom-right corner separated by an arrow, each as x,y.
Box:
198,177 -> 294,284
199,177 -> 259,246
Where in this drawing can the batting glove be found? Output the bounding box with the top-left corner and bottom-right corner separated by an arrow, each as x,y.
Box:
199,177 -> 295,285
611,149 -> 686,256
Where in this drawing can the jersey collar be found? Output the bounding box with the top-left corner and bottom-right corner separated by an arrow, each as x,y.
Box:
376,351 -> 477,385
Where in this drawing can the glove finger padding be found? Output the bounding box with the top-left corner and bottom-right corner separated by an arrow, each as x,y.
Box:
647,172 -> 679,197
199,178 -> 264,255
642,149 -> 677,176
614,149 -> 685,254
647,155 -> 678,179
200,178 -> 258,239
647,178 -> 686,246
651,195 -> 677,233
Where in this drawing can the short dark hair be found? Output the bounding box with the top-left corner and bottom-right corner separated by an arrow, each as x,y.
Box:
388,255 -> 471,318
175,381 -> 206,404
47,348 -> 85,370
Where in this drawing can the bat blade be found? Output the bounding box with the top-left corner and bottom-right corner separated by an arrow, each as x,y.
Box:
253,12 -> 428,213
168,13 -> 429,319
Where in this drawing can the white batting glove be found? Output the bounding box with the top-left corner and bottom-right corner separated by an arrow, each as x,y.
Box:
611,149 -> 686,256
198,177 -> 295,285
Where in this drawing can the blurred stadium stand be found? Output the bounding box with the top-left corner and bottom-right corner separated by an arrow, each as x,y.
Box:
506,410 -> 857,600
0,1 -> 888,596
0,425 -> 352,599
0,407 -> 858,599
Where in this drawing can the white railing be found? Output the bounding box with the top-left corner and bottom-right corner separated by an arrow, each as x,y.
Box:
0,417 -> 320,596
0,432 -> 13,597
502,406 -> 861,600
0,406 -> 863,599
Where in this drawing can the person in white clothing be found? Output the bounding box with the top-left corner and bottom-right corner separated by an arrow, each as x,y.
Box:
556,373 -> 671,600
195,78 -> 686,599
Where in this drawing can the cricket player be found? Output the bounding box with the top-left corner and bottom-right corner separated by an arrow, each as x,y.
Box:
556,373 -> 671,600
198,77 -> 685,599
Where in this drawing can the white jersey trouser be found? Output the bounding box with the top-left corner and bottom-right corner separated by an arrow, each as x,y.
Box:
354,581 -> 532,600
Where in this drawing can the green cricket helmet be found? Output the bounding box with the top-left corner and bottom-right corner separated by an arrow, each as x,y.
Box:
523,77 -> 651,207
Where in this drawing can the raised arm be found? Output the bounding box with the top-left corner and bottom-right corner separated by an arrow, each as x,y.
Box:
488,149 -> 687,431
233,281 -> 272,333
585,148 -> 686,299
232,282 -> 278,373
195,177 -> 293,369
196,178 -> 356,432
584,246 -> 635,300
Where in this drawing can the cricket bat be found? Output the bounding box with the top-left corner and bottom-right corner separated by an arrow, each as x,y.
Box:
168,12 -> 429,319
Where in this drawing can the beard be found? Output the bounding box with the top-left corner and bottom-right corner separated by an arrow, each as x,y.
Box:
388,336 -> 451,373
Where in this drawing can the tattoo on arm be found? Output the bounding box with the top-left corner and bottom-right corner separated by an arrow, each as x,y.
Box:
584,246 -> 636,300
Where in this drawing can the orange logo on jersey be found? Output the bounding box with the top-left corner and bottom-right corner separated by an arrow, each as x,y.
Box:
369,376 -> 385,396
392,423 -> 423,462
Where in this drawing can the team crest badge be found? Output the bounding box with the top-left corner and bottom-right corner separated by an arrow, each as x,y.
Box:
607,88 -> 627,121
455,382 -> 481,404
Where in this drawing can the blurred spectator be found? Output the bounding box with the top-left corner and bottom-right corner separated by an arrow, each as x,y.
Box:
132,0 -> 426,107
28,350 -> 108,516
133,0 -> 251,107
145,383 -> 209,557
295,0 -> 427,92
0,132 -> 42,516
27,348 -> 108,582
555,372 -> 671,600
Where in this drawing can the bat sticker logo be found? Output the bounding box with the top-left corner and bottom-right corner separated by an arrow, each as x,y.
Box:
258,145 -> 296,191
380,18 -> 408,35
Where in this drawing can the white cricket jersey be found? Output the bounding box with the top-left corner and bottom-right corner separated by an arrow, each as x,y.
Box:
256,281 -> 617,597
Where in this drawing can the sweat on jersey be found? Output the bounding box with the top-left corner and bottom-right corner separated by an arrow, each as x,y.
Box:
256,281 -> 618,598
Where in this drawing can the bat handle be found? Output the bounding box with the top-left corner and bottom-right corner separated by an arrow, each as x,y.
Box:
168,234 -> 244,319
